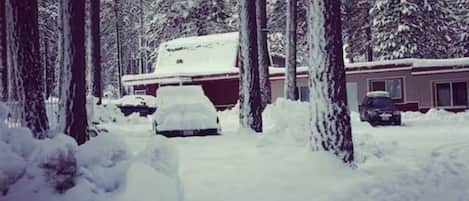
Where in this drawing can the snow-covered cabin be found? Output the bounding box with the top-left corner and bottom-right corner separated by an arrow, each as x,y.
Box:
345,58 -> 469,112
122,32 -> 469,112
123,32 -> 285,110
122,32 -> 241,110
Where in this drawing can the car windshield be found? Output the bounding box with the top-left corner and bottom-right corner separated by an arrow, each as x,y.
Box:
368,97 -> 394,108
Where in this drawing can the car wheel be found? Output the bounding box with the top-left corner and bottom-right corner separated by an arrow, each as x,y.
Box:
369,120 -> 378,127
359,113 -> 365,122
394,119 -> 401,126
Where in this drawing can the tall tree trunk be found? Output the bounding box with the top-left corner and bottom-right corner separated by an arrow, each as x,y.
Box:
56,0 -> 64,123
307,0 -> 354,163
114,0 -> 123,97
0,0 -> 7,101
43,39 -> 49,98
5,0 -> 17,103
90,0 -> 102,105
239,0 -> 263,133
9,0 -> 49,138
256,0 -> 271,110
138,0 -> 145,74
61,0 -> 88,145
285,0 -> 297,100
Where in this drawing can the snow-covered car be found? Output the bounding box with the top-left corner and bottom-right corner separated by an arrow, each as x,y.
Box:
114,95 -> 157,116
359,91 -> 401,126
152,85 -> 221,137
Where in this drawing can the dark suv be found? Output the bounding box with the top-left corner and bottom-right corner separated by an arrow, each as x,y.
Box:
359,91 -> 401,126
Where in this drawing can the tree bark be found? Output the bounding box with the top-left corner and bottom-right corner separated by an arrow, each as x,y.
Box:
0,0 -> 7,101
56,0 -> 64,122
307,0 -> 354,163
138,0 -> 145,74
61,0 -> 88,145
256,0 -> 271,110
43,39 -> 49,98
114,0 -> 123,98
285,0 -> 297,100
90,0 -> 102,104
9,0 -> 49,138
239,0 -> 263,133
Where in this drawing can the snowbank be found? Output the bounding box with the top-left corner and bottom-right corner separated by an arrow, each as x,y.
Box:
0,103 -> 183,201
118,136 -> 184,201
403,108 -> 469,123
259,98 -> 311,146
212,100 -> 469,201
93,101 -> 151,125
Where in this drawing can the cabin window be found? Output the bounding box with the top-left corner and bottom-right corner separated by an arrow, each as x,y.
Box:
134,89 -> 146,95
369,78 -> 403,100
435,81 -> 468,107
296,86 -> 310,102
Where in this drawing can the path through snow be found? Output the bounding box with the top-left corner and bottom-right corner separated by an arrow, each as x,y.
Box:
104,111 -> 469,201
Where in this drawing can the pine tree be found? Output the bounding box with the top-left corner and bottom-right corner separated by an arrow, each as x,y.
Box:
450,0 -> 469,57
421,0 -> 454,59
239,0 -> 263,133
0,0 -> 7,101
61,0 -> 88,145
307,0 -> 354,163
371,0 -> 425,60
342,0 -> 373,62
285,0 -> 297,100
38,0 -> 58,99
267,0 -> 309,65
8,0 -> 49,138
256,0 -> 272,110
90,0 -> 102,104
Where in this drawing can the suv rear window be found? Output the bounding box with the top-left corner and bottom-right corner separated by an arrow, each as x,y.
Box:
368,97 -> 394,108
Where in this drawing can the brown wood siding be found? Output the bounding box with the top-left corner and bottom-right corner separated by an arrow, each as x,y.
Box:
194,78 -> 239,110
135,79 -> 240,111
134,84 -> 158,96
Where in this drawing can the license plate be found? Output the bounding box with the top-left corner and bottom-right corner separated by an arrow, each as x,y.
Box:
183,130 -> 193,136
380,113 -> 392,121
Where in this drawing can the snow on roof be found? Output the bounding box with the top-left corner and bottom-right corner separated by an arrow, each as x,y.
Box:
122,34 -> 469,87
122,32 -> 239,86
156,32 -> 239,73
346,57 -> 469,69
366,91 -> 390,98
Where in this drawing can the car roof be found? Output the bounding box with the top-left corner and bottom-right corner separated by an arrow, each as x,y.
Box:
366,91 -> 390,98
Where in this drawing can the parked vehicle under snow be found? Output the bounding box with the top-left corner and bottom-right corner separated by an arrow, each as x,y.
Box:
152,85 -> 221,137
114,95 -> 157,117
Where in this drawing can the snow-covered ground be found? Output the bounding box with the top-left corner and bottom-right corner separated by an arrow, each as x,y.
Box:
104,100 -> 469,201
2,100 -> 469,201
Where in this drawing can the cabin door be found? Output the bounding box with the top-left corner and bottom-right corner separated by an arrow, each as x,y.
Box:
346,82 -> 358,112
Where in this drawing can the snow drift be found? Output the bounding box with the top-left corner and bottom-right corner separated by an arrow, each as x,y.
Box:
0,102 -> 183,201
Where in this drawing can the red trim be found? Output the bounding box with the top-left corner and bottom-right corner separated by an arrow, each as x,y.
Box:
395,102 -> 419,112
412,65 -> 469,73
124,61 -> 469,85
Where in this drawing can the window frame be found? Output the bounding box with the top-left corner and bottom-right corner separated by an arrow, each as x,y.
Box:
368,77 -> 405,102
134,89 -> 147,95
433,80 -> 469,108
296,86 -> 310,102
